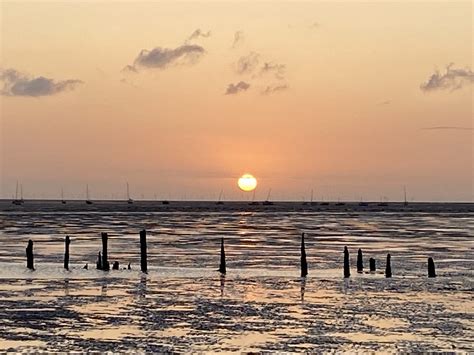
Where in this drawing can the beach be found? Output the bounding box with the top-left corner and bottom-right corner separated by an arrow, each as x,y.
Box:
0,201 -> 472,352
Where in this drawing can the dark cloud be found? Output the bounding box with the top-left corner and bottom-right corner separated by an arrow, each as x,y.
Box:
187,29 -> 211,43
225,81 -> 250,95
262,84 -> 289,95
421,126 -> 473,131
126,44 -> 205,72
232,31 -> 244,48
0,68 -> 82,97
420,64 -> 474,92
260,62 -> 286,80
236,52 -> 260,75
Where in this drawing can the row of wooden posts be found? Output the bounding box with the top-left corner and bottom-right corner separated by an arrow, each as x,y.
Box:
24,232 -> 437,278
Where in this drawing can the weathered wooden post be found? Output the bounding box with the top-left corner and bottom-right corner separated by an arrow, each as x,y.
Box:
357,248 -> 363,273
344,246 -> 350,278
96,252 -> 102,270
385,253 -> 392,278
140,229 -> 147,273
369,257 -> 376,272
428,257 -> 436,278
26,240 -> 34,270
112,261 -> 119,270
101,232 -> 110,271
64,236 -> 70,270
301,233 -> 308,278
219,237 -> 226,274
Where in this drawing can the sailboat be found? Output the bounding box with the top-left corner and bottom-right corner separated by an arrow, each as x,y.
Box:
403,186 -> 408,206
216,189 -> 224,205
85,184 -> 93,205
249,189 -> 259,205
262,188 -> 274,205
12,181 -> 23,205
61,188 -> 67,204
126,182 -> 134,204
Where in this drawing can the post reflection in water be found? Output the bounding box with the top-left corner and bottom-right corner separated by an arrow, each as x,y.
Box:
138,275 -> 147,298
220,274 -> 225,297
300,277 -> 306,303
64,279 -> 69,297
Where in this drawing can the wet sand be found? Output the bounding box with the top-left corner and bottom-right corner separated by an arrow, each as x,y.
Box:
0,201 -> 472,352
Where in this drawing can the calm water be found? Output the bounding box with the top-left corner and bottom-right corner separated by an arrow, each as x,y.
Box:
0,202 -> 472,352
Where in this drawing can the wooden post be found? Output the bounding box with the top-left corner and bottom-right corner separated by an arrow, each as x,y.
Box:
112,261 -> 119,270
219,237 -> 226,274
26,240 -> 34,270
96,251 -> 102,270
344,246 -> 350,278
301,233 -> 308,278
140,229 -> 147,273
357,248 -> 363,273
101,232 -> 110,271
428,257 -> 436,278
64,236 -> 70,270
369,257 -> 376,272
385,253 -> 392,278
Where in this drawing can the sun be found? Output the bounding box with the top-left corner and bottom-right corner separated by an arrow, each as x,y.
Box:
238,174 -> 257,192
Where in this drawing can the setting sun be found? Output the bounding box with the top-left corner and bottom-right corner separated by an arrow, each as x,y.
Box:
238,174 -> 257,192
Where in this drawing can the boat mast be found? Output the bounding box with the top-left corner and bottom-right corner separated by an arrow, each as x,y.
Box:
15,181 -> 18,200
126,182 -> 130,200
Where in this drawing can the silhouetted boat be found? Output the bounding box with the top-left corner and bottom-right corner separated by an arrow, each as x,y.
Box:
61,188 -> 66,204
216,189 -> 224,205
249,189 -> 259,205
403,186 -> 408,206
85,184 -> 93,205
162,200 -> 170,205
335,199 -> 345,206
126,182 -> 133,204
12,181 -> 23,205
263,188 -> 274,205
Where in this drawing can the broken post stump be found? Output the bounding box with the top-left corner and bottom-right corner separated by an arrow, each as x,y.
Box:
112,261 -> 119,270
96,251 -> 102,270
219,237 -> 226,274
301,233 -> 308,278
344,246 -> 350,278
385,253 -> 392,278
428,257 -> 436,278
101,232 -> 110,271
64,236 -> 70,270
369,257 -> 376,272
357,248 -> 363,273
140,229 -> 147,273
26,240 -> 34,270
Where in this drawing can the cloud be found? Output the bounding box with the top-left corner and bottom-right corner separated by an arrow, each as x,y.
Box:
262,84 -> 289,95
0,68 -> 82,97
186,29 -> 211,43
260,62 -> 286,80
232,31 -> 244,48
236,52 -> 260,75
420,64 -> 474,92
125,44 -> 205,72
225,81 -> 250,95
421,126 -> 473,131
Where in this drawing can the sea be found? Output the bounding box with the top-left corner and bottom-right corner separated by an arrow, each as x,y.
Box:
0,200 -> 472,352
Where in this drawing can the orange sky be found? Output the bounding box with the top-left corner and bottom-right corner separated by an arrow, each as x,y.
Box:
1,1 -> 472,201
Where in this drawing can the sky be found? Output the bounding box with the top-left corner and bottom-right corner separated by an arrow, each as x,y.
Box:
0,1 -> 472,202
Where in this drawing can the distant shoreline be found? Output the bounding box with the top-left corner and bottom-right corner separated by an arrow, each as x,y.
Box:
1,200 -> 473,213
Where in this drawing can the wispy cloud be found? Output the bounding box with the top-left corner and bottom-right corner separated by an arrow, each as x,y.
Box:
225,81 -> 250,95
0,68 -> 82,97
420,64 -> 474,92
260,62 -> 286,80
125,44 -> 205,72
232,31 -> 244,48
421,126 -> 473,131
186,29 -> 211,43
235,52 -> 260,75
262,84 -> 288,95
